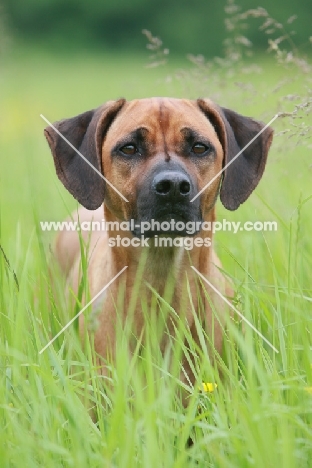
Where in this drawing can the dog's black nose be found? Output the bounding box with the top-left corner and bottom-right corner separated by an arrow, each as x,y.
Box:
153,171 -> 191,198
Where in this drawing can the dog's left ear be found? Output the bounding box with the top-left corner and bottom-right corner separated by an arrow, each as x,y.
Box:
197,99 -> 274,210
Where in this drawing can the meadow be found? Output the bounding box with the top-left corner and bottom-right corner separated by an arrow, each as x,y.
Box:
0,33 -> 312,467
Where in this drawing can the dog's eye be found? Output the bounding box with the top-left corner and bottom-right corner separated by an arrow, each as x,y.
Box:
120,144 -> 138,156
192,143 -> 209,155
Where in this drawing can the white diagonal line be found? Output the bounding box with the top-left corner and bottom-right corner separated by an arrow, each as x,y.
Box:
191,266 -> 279,353
40,114 -> 129,203
39,266 -> 128,354
190,114 -> 279,202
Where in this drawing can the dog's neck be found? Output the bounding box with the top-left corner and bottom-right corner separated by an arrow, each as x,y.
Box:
103,205 -> 215,287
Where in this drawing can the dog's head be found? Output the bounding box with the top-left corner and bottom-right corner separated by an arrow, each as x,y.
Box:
44,98 -> 273,237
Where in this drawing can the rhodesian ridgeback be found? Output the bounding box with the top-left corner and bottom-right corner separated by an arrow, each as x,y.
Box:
44,98 -> 273,390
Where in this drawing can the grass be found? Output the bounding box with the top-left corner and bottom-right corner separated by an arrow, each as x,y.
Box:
1,36 -> 312,467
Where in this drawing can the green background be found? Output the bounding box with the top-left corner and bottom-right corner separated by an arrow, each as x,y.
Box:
1,0 -> 311,56
1,1 -> 312,467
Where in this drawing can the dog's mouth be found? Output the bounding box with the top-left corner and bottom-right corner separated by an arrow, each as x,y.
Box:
131,212 -> 203,238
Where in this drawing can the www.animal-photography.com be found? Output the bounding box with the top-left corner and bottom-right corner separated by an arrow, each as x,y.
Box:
1,1 -> 311,466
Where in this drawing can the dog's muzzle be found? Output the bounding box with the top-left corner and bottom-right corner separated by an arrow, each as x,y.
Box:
132,162 -> 202,238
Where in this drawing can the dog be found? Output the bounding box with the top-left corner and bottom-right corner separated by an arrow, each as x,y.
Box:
44,97 -> 273,390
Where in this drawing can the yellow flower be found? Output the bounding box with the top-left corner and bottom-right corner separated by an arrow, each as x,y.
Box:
201,382 -> 217,393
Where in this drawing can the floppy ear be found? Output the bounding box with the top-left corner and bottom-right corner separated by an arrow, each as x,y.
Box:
44,99 -> 125,210
197,99 -> 273,210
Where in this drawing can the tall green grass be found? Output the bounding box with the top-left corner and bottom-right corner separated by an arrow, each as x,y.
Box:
1,16 -> 312,467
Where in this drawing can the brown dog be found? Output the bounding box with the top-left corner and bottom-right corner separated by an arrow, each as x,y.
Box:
44,98 -> 273,387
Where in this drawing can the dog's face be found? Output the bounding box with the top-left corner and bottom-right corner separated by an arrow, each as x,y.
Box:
44,97 -> 273,236
101,98 -> 224,236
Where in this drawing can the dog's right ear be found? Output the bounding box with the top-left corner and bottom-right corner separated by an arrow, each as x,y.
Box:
44,99 -> 125,210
